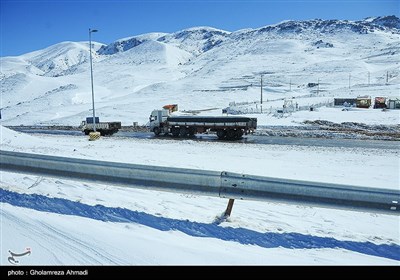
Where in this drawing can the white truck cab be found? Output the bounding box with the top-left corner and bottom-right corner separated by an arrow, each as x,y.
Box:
149,109 -> 170,134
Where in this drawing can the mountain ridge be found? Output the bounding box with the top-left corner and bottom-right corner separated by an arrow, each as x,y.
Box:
96,16 -> 400,56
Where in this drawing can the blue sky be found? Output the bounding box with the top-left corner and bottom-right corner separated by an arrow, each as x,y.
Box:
1,0 -> 399,56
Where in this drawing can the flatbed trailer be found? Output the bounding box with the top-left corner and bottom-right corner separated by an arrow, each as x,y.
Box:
149,110 -> 257,140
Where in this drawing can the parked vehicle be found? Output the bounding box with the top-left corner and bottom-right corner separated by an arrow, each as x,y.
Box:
148,109 -> 257,140
373,97 -> 387,109
356,96 -> 372,108
80,117 -> 121,136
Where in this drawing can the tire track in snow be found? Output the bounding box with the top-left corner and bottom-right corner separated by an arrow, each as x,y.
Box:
1,205 -> 120,264
1,210 -> 64,264
1,188 -> 399,261
38,221 -> 120,265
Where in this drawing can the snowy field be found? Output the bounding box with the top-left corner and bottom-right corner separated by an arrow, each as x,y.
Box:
259,107 -> 400,127
1,126 -> 399,265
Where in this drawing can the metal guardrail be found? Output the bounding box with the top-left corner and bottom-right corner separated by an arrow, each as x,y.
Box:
0,150 -> 399,215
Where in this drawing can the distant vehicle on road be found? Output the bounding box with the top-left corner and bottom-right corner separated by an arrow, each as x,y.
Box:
373,97 -> 387,109
148,109 -> 257,140
80,117 -> 121,136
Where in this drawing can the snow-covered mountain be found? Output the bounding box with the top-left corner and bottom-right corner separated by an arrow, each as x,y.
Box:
1,16 -> 399,126
1,17 -> 400,265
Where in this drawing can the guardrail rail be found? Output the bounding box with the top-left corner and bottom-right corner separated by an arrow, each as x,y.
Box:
1,150 -> 398,216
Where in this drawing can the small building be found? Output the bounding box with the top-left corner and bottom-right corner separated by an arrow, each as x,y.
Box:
334,98 -> 356,107
387,98 -> 400,109
356,96 -> 371,108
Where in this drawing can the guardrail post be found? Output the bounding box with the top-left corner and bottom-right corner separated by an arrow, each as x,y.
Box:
224,199 -> 235,217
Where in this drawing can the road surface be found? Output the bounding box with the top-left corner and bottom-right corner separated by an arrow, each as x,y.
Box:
9,128 -> 399,150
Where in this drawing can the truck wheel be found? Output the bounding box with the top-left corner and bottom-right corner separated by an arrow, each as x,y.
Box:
84,130 -> 90,135
188,127 -> 196,136
171,127 -> 180,137
236,130 -> 244,139
217,130 -> 226,140
179,127 -> 188,137
153,127 -> 161,136
226,129 -> 236,140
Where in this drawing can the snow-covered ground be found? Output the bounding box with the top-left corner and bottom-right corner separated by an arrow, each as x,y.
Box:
252,106 -> 400,127
1,126 -> 399,264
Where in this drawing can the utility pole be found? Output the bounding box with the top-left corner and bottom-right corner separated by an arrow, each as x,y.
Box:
368,72 -> 370,86
349,73 -> 351,89
89,28 -> 98,132
260,74 -> 263,113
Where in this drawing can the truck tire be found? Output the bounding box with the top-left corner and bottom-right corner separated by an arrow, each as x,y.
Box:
188,127 -> 196,136
236,130 -> 244,139
171,127 -> 180,137
179,127 -> 188,138
153,127 -> 161,136
217,129 -> 226,140
226,129 -> 236,140
84,130 -> 90,135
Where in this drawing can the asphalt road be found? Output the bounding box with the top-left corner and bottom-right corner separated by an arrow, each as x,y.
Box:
11,128 -> 400,150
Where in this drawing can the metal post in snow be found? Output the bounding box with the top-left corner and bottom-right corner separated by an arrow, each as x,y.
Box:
368,72 -> 370,86
349,73 -> 351,89
224,199 -> 235,217
260,74 -> 263,114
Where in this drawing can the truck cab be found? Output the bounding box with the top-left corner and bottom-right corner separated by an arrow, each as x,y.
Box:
149,109 -> 170,135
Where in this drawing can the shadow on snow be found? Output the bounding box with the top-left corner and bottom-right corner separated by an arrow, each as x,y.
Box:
1,188 -> 399,261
